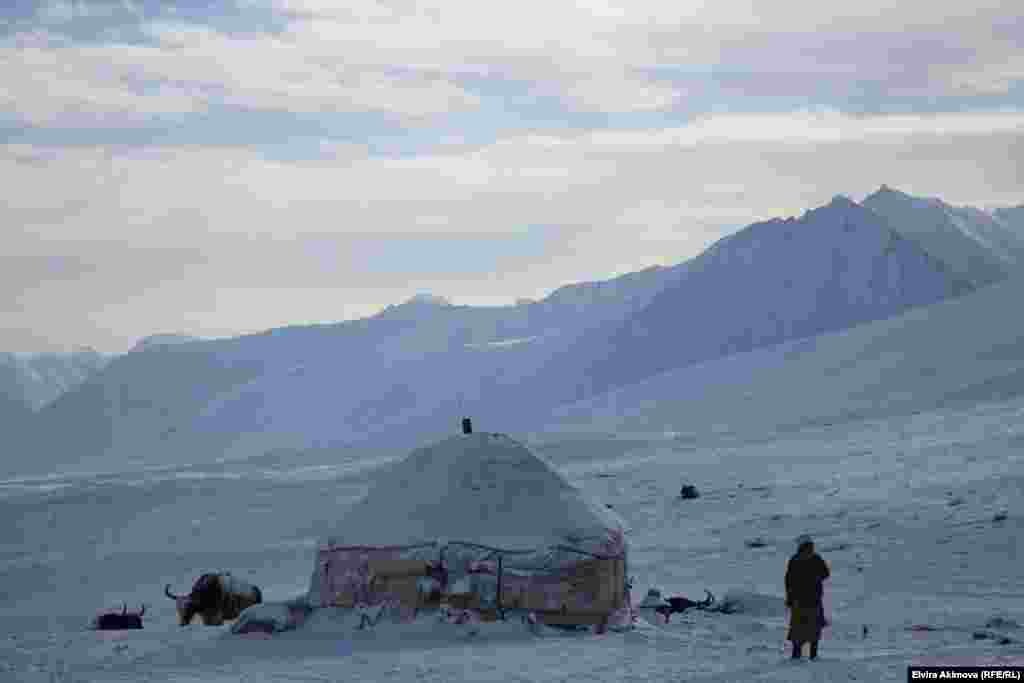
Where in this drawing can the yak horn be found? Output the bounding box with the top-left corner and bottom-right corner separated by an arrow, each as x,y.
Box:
165,584 -> 180,600
122,602 -> 127,615
138,604 -> 146,617
701,590 -> 715,607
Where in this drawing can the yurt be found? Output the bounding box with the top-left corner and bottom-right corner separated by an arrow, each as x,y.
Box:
306,431 -> 630,627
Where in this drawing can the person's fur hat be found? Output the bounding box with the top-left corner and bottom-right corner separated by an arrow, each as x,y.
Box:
795,534 -> 814,550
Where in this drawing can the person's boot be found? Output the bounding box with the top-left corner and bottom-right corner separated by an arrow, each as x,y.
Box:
791,641 -> 802,659
809,641 -> 819,660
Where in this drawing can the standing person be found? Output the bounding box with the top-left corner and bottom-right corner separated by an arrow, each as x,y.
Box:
785,534 -> 830,660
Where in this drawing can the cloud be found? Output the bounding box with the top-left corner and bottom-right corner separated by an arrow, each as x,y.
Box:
272,0 -> 1023,107
0,21 -> 481,129
574,109 -> 1024,147
4,0 -> 1019,131
35,0 -> 142,24
0,34 -> 205,127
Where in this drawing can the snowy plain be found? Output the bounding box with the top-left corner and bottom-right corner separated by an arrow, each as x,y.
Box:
2,391 -> 1022,682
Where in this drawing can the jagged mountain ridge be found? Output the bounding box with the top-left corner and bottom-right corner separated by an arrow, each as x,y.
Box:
530,194 -> 976,404
863,185 -> 1023,286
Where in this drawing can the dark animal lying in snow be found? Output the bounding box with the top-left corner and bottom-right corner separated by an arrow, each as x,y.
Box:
93,603 -> 146,630
655,590 -> 716,621
165,572 -> 262,626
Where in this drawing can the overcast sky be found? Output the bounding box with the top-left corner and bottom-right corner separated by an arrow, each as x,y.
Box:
2,0 -> 1022,352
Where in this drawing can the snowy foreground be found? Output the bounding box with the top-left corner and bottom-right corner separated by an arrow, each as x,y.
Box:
3,396 -> 1023,681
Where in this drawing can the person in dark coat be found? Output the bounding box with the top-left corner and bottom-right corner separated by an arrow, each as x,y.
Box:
785,534 -> 830,660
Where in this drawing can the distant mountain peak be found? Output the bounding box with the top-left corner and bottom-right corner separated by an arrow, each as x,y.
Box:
866,184 -> 915,203
130,333 -> 200,353
405,292 -> 452,307
827,194 -> 859,209
864,185 -> 1017,287
374,292 -> 454,319
802,194 -> 866,222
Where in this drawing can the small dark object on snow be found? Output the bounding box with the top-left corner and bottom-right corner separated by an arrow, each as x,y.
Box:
462,418 -> 473,435
745,537 -> 768,548
680,484 -> 700,499
234,619 -> 276,635
985,616 -> 1019,630
605,503 -> 614,509
973,631 -> 992,640
547,623 -> 590,632
93,603 -> 145,630
862,625 -> 869,639
993,512 -> 1008,522
655,590 -> 716,622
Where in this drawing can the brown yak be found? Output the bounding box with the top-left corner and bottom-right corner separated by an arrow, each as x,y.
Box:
165,572 -> 262,626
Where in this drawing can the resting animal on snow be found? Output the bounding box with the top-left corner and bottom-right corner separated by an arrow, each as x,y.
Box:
165,572 -> 262,626
92,603 -> 146,630
655,590 -> 716,620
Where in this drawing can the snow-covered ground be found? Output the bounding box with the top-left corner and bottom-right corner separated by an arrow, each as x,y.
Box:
2,392 -> 1022,682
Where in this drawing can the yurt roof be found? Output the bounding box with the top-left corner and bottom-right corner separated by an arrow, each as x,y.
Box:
320,432 -> 626,553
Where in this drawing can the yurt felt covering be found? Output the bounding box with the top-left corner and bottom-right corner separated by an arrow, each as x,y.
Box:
306,433 -> 629,622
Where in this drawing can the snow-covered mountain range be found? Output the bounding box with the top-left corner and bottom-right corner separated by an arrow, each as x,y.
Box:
19,266 -> 678,474
9,187 -> 1023,477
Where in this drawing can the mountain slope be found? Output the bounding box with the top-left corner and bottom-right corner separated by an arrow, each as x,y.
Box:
153,267 -> 686,463
540,195 -> 974,403
862,185 -> 1017,285
549,274 -> 1024,440
0,365 -> 35,458
993,205 -> 1024,239
0,349 -> 109,410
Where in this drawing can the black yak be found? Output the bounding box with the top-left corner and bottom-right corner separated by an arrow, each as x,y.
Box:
93,603 -> 146,630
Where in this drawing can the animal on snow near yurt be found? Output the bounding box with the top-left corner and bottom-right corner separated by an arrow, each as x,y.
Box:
92,603 -> 146,630
655,590 -> 716,620
165,572 -> 262,626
